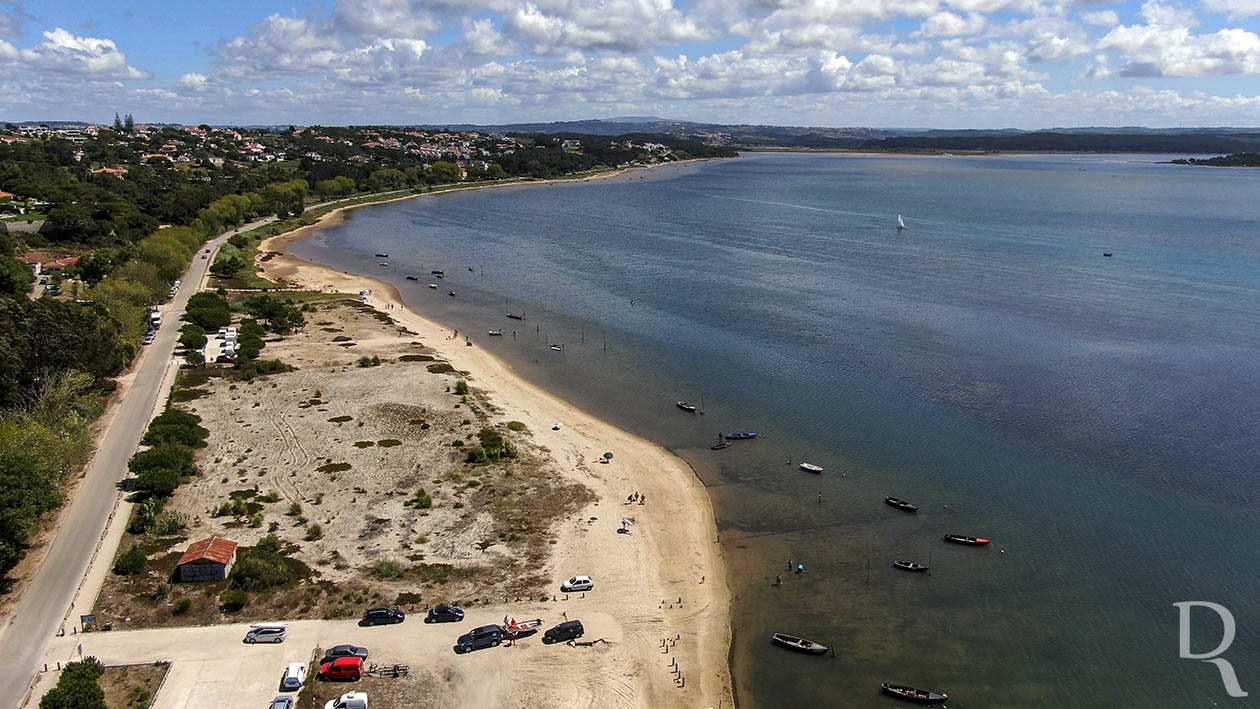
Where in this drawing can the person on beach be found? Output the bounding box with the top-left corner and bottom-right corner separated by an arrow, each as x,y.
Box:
796,564 -> 804,574
775,575 -> 782,586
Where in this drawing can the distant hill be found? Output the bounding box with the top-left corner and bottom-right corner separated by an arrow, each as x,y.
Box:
413,118 -> 1260,153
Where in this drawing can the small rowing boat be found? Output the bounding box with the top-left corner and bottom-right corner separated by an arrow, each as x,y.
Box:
487,330 -> 503,336
771,633 -> 828,655
428,283 -> 438,289
892,560 -> 929,573
405,276 -> 418,281
676,401 -> 697,412
943,534 -> 990,545
448,291 -> 456,297
374,253 -> 389,258
799,463 -> 823,474
881,683 -> 948,704
549,344 -> 564,351
710,442 -> 729,450
725,432 -> 758,440
885,497 -> 918,513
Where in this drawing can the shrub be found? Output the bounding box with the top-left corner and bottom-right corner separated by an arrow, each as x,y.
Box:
230,552 -> 290,590
450,439 -> 464,447
507,421 -> 527,432
406,487 -> 432,509
151,583 -> 169,601
184,350 -> 205,367
255,533 -> 282,554
143,410 -> 209,448
286,502 -> 302,516
465,446 -> 488,463
260,489 -> 281,503
128,497 -> 165,534
39,657 -> 105,709
357,356 -> 381,368
113,546 -> 147,575
372,560 -> 403,579
248,512 -> 263,528
305,523 -> 323,541
153,510 -> 188,535
220,589 -> 247,611
454,379 -> 469,395
174,598 -> 192,614
134,466 -> 182,497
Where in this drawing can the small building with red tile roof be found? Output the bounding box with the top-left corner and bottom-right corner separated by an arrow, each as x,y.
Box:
177,536 -> 239,582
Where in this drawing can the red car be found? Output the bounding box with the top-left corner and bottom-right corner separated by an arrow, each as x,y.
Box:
319,656 -> 363,681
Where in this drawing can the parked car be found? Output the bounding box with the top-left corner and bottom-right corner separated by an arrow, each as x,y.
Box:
543,620 -> 585,644
270,697 -> 295,709
456,624 -> 504,652
142,333 -> 155,345
243,624 -> 287,643
319,656 -> 364,682
280,662 -> 306,691
323,644 -> 369,662
560,575 -> 594,592
323,692 -> 368,709
426,604 -> 465,623
361,607 -> 405,626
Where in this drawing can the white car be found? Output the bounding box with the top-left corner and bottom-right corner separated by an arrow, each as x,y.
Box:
561,575 -> 594,592
244,623 -> 287,643
280,662 -> 306,691
325,691 -> 368,709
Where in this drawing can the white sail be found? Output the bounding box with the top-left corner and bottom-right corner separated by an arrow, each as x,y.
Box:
897,215 -> 906,230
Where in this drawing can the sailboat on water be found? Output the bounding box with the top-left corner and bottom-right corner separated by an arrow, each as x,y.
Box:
897,215 -> 906,231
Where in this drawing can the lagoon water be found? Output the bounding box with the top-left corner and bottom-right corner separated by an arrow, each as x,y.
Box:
292,152 -> 1260,707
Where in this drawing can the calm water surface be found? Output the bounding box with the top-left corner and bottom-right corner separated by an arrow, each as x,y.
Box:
292,153 -> 1260,707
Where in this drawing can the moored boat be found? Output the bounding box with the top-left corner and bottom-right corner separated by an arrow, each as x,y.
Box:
710,442 -> 730,450
428,283 -> 438,289
374,253 -> 389,258
799,463 -> 823,474
487,330 -> 503,336
431,270 -> 444,276
725,432 -> 758,440
884,497 -> 918,513
549,344 -> 564,351
881,683 -> 948,704
892,560 -> 929,572
448,291 -> 456,297
676,401 -> 697,412
943,533 -> 990,545
506,312 -> 524,320
771,633 -> 828,655
405,275 -> 418,281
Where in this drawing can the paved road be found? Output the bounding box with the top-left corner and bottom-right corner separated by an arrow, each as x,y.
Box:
0,220 -> 272,708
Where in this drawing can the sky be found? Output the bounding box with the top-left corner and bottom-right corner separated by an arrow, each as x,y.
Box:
1,0 -> 1259,129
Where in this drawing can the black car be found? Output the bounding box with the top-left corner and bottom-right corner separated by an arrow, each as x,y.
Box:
323,644 -> 369,662
426,604 -> 465,623
361,607 -> 405,626
543,620 -> 584,644
456,625 -> 503,652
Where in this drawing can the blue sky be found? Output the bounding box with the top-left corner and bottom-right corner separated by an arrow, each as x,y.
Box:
2,0 -> 1259,128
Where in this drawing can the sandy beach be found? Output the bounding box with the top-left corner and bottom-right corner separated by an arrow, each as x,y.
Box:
256,175 -> 734,707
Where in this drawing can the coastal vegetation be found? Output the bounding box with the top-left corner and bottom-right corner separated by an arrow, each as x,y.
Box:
1170,152 -> 1260,167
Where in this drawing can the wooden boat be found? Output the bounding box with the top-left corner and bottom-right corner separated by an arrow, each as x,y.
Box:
881,683 -> 948,704
771,633 -> 828,655
710,443 -> 729,450
378,262 -> 389,266
468,267 -> 475,272
943,534 -> 990,545
799,463 -> 823,474
448,291 -> 456,297
725,432 -> 758,440
405,276 -> 418,281
487,330 -> 503,336
428,283 -> 438,289
506,312 -> 524,320
884,497 -> 918,513
1103,252 -> 1113,257
431,270 -> 444,276
676,401 -> 697,412
892,560 -> 929,573
549,344 -> 564,351
374,253 -> 389,258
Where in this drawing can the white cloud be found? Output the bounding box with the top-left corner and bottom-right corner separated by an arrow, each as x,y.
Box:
1096,10 -> 1260,76
917,11 -> 986,38
18,27 -> 148,79
1080,10 -> 1120,27
178,72 -> 208,90
1202,0 -> 1260,19
463,17 -> 509,55
503,0 -> 710,54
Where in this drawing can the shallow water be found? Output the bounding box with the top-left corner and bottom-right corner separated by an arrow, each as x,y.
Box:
293,153 -> 1260,707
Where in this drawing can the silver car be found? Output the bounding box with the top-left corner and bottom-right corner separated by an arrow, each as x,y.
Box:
270,698 -> 294,709
244,625 -> 287,643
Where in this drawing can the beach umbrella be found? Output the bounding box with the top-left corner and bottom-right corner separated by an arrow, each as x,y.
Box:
603,452 -> 614,460
621,518 -> 635,527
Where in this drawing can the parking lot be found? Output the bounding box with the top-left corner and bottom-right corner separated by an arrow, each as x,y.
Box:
44,606 -> 627,708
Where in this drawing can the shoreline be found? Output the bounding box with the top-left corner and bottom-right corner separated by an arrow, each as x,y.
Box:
257,164 -> 735,707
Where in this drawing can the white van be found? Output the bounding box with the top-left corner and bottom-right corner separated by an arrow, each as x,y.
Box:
324,692 -> 368,709
280,662 -> 306,691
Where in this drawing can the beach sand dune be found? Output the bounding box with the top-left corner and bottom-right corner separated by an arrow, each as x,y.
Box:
254,189 -> 733,707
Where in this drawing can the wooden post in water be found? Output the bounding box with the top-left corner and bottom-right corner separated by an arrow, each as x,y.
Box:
581,330 -> 585,342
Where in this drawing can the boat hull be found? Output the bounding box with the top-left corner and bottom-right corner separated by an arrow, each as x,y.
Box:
771,633 -> 828,655
885,497 -> 918,512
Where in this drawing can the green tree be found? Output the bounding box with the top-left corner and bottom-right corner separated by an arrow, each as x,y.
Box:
178,324 -> 207,350
0,256 -> 33,296
113,545 -> 147,575
39,657 -> 106,709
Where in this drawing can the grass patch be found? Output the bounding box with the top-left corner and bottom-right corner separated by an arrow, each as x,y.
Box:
327,415 -> 352,423
507,421 -> 527,432
399,354 -> 434,362
316,462 -> 352,473
353,441 -> 376,448
377,439 -> 402,448
426,363 -> 456,374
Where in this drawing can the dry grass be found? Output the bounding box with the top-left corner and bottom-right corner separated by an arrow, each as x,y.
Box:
99,662 -> 169,709
92,301 -> 591,629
